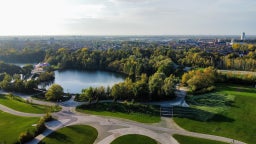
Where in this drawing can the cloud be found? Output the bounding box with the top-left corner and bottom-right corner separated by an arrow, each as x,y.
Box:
0,0 -> 255,35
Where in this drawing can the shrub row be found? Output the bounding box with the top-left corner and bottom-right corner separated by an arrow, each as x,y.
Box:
78,102 -> 159,116
18,113 -> 52,144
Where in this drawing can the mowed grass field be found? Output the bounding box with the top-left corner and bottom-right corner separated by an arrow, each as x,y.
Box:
173,134 -> 228,144
110,134 -> 158,144
173,84 -> 256,144
0,110 -> 39,144
76,102 -> 160,123
39,125 -> 98,144
0,94 -> 60,113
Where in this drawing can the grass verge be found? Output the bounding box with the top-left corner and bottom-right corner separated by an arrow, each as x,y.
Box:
173,84 -> 256,144
111,134 -> 158,144
0,94 -> 61,113
173,134 -> 228,144
39,125 -> 98,144
0,110 -> 39,144
76,102 -> 160,123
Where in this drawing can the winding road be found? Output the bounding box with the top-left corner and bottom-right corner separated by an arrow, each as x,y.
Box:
0,92 -> 246,144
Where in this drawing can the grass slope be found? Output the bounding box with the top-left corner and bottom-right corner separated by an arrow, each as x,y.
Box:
173,84 -> 256,144
76,102 -> 160,123
40,125 -> 98,144
111,134 -> 158,144
173,134 -> 228,144
0,110 -> 39,144
0,94 -> 60,113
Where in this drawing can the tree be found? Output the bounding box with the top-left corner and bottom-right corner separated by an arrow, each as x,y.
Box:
45,84 -> 64,101
149,72 -> 166,100
133,74 -> 149,101
157,58 -> 174,76
81,87 -> 95,104
111,84 -> 122,102
163,74 -> 176,98
181,67 -> 216,93
94,86 -> 105,102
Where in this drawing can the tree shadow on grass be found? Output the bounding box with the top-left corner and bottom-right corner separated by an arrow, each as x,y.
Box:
173,106 -> 234,123
186,93 -> 231,107
225,100 -> 239,108
39,132 -> 71,144
208,114 -> 234,122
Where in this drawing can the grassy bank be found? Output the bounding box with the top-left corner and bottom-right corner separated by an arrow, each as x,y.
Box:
173,134 -> 228,144
39,125 -> 98,144
76,102 -> 160,123
173,84 -> 256,144
0,110 -> 39,144
111,134 -> 158,144
0,94 -> 60,113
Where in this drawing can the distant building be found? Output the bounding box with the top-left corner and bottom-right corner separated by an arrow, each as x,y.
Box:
241,32 -> 245,40
32,62 -> 50,74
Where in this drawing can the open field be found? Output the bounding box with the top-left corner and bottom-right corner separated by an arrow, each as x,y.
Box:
0,94 -> 61,113
173,134 -> 228,144
0,110 -> 39,144
173,84 -> 256,144
39,125 -> 98,144
218,70 -> 256,76
76,102 -> 160,123
110,134 -> 158,144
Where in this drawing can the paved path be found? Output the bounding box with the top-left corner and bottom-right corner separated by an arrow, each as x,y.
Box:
0,92 -> 247,144
0,104 -> 43,117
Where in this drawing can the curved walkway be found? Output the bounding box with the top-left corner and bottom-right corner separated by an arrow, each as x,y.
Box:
0,92 -> 247,144
0,104 -> 43,117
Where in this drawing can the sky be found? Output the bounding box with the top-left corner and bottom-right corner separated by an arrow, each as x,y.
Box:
0,0 -> 255,35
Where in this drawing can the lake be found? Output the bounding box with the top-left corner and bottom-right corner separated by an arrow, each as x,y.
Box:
49,70 -> 125,94
11,63 -> 125,93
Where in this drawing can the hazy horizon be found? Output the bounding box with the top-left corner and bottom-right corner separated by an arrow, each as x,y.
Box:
0,0 -> 255,35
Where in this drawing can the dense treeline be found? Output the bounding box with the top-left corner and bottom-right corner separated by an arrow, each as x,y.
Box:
0,63 -> 54,93
0,48 -> 45,63
0,73 -> 38,93
44,47 -> 256,74
0,42 -> 256,98
1,43 -> 256,72
77,73 -> 178,102
44,47 -> 176,78
0,61 -> 22,75
219,44 -> 256,71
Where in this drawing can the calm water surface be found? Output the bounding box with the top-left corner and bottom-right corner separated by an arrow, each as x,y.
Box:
11,63 -> 125,93
53,70 -> 125,93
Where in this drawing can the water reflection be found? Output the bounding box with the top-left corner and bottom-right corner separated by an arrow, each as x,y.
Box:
40,70 -> 125,94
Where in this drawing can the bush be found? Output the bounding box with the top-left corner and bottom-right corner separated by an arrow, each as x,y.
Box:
17,114 -> 52,143
44,113 -> 53,122
18,131 -> 34,144
78,102 -> 159,116
193,86 -> 216,95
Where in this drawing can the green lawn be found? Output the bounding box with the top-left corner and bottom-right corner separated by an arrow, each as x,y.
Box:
173,84 -> 256,144
0,94 -> 61,114
39,125 -> 98,144
76,102 -> 160,123
0,110 -> 39,144
173,134 -> 228,144
111,134 -> 158,144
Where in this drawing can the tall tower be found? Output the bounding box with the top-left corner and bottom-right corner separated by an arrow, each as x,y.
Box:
241,32 -> 245,40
